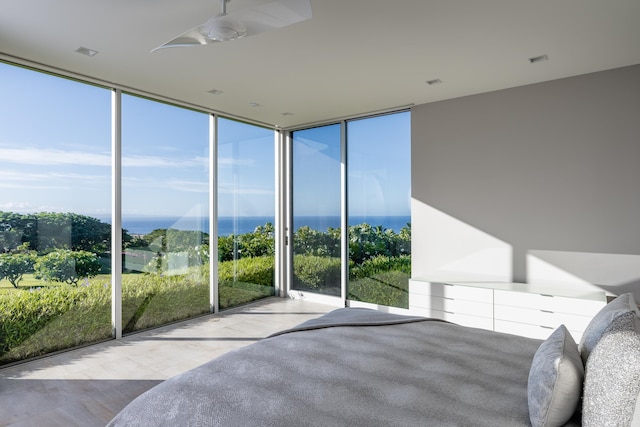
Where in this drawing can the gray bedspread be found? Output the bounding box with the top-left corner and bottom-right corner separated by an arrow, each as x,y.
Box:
107,308 -> 578,426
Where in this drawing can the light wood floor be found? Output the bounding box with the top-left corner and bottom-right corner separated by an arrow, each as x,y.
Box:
0,298 -> 334,427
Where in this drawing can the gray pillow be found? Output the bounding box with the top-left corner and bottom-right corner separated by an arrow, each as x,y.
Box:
528,325 -> 584,427
579,293 -> 639,365
583,311 -> 640,427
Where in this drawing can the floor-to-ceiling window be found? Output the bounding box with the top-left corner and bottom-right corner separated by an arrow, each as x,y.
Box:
217,118 -> 276,309
0,59 -> 411,366
291,124 -> 342,297
120,94 -> 210,333
347,112 -> 411,308
0,63 -> 112,365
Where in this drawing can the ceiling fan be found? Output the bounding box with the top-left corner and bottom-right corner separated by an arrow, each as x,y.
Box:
151,0 -> 312,52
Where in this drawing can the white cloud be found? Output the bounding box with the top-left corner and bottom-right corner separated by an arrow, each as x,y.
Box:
0,170 -> 50,182
0,201 -> 35,211
0,146 -> 207,169
217,183 -> 273,195
0,147 -> 110,166
0,170 -> 108,190
123,155 -> 183,167
167,180 -> 208,193
218,157 -> 255,167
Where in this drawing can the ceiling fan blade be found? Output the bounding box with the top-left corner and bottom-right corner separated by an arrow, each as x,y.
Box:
151,26 -> 219,52
151,0 -> 312,52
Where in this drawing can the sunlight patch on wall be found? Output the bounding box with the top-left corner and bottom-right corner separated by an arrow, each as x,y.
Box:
411,199 -> 512,282
526,254 -> 592,290
527,250 -> 640,298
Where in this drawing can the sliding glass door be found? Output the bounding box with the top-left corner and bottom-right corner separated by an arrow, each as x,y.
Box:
347,112 -> 411,308
291,124 -> 342,297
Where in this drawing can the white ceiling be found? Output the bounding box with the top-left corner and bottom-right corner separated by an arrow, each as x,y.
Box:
1,0 -> 639,129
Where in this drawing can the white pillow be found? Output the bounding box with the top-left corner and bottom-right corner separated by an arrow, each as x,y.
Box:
528,325 -> 584,427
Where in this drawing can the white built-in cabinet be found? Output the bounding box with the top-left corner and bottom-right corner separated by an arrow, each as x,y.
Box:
409,279 -> 607,341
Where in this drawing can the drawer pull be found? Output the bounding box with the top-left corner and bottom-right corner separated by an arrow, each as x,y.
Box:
540,294 -> 554,298
540,325 -> 554,330
444,311 -> 455,314
443,297 -> 455,301
540,310 -> 554,314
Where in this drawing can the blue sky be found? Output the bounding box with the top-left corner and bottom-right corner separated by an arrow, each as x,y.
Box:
0,61 -> 410,221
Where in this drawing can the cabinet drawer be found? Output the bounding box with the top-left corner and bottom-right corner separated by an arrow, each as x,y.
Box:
495,320 -> 585,342
435,310 -> 494,331
494,320 -> 557,340
411,293 -> 493,318
412,307 -> 493,331
410,281 -> 493,304
494,289 -> 605,316
494,305 -> 593,332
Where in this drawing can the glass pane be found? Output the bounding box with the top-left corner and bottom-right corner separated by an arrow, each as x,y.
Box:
292,124 -> 341,296
217,118 -> 275,309
121,94 -> 209,333
347,112 -> 411,308
0,62 -> 112,365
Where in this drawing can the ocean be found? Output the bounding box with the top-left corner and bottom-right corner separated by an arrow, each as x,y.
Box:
121,215 -> 411,236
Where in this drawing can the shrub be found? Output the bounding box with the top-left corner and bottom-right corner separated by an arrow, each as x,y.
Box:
348,270 -> 409,308
238,223 -> 275,258
293,254 -> 341,291
218,223 -> 274,262
294,226 -> 340,258
0,284 -> 99,360
34,249 -> 102,285
219,282 -> 275,309
348,223 -> 411,264
142,249 -> 206,276
218,255 -> 274,287
121,273 -> 210,332
349,254 -> 411,280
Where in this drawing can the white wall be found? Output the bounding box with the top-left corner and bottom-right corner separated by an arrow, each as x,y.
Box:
411,64 -> 640,299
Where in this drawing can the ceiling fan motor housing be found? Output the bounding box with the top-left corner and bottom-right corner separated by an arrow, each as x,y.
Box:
205,15 -> 248,41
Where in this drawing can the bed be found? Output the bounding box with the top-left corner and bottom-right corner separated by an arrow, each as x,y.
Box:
107,293 -> 640,427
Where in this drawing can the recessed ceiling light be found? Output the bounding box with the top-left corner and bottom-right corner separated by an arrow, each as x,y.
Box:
249,102 -> 261,107
426,79 -> 442,85
75,46 -> 98,57
208,89 -> 224,95
529,54 -> 549,64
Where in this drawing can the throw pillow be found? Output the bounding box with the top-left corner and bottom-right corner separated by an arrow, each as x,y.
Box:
579,293 -> 639,365
528,325 -> 584,427
583,311 -> 640,426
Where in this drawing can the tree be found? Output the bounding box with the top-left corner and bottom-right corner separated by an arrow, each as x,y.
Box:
0,229 -> 22,253
238,223 -> 275,258
34,249 -> 102,285
0,253 -> 34,288
0,211 -> 131,255
0,211 -> 36,251
34,212 -> 111,254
